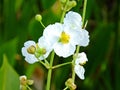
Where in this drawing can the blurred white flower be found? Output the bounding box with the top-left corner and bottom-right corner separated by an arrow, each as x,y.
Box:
74,65 -> 85,80
22,41 -> 38,64
22,37 -> 52,64
64,11 -> 82,29
74,52 -> 88,80
75,52 -> 88,65
37,36 -> 53,60
43,23 -> 82,57
64,11 -> 90,47
78,29 -> 89,47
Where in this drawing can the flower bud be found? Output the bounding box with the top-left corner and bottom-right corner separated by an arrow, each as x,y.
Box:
27,45 -> 36,54
35,47 -> 46,58
70,1 -> 77,7
20,75 -> 27,86
36,48 -> 46,54
20,75 -> 34,90
66,0 -> 77,11
27,80 -> 34,85
65,78 -> 77,90
35,14 -> 42,22
60,0 -> 66,4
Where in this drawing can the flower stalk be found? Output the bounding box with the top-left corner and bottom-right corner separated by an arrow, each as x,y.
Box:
26,85 -> 32,90
38,59 -> 50,69
71,0 -> 87,84
60,0 -> 69,23
35,14 -> 45,28
72,46 -> 80,83
82,0 -> 87,27
52,62 -> 72,69
46,51 -> 55,90
46,0 -> 70,88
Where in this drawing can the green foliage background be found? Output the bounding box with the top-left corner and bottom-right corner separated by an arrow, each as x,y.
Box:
0,0 -> 119,90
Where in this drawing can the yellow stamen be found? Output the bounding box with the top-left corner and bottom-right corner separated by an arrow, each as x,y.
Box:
60,32 -> 70,44
27,45 -> 36,54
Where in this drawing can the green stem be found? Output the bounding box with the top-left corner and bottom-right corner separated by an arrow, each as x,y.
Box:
60,11 -> 66,23
83,20 -> 88,29
72,46 -> 80,82
46,51 -> 55,90
82,0 -> 87,27
37,58 -> 50,69
52,62 -> 72,69
26,85 -> 32,90
45,0 -> 70,89
38,59 -> 46,66
60,0 -> 69,23
71,0 -> 87,83
40,21 -> 45,28
63,86 -> 68,90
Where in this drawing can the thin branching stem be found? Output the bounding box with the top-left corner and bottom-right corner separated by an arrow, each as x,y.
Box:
71,0 -> 87,83
46,51 -> 55,90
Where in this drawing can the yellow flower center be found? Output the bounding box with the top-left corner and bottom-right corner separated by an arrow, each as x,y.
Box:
60,32 -> 70,44
27,45 -> 36,54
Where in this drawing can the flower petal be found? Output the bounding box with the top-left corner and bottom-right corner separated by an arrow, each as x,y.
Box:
24,41 -> 36,47
64,11 -> 82,29
79,29 -> 90,47
54,43 -> 75,58
75,52 -> 88,65
38,36 -> 53,51
43,23 -> 63,45
22,47 -> 38,64
38,36 -> 53,60
64,27 -> 83,45
74,65 -> 85,80
22,41 -> 38,64
67,29 -> 89,47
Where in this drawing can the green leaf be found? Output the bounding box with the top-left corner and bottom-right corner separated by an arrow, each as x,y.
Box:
0,55 -> 19,90
3,0 -> 16,40
0,38 -> 18,67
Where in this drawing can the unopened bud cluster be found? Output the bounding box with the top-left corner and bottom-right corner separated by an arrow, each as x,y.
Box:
20,75 -> 34,90
65,78 -> 77,90
60,0 -> 76,11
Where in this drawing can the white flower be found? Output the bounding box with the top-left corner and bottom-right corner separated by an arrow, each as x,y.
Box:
64,11 -> 82,29
64,11 -> 90,47
75,52 -> 88,65
74,65 -> 85,80
43,23 -> 82,58
22,37 -> 52,64
38,36 -> 53,60
22,41 -> 38,64
79,29 -> 89,47
74,52 -> 88,80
